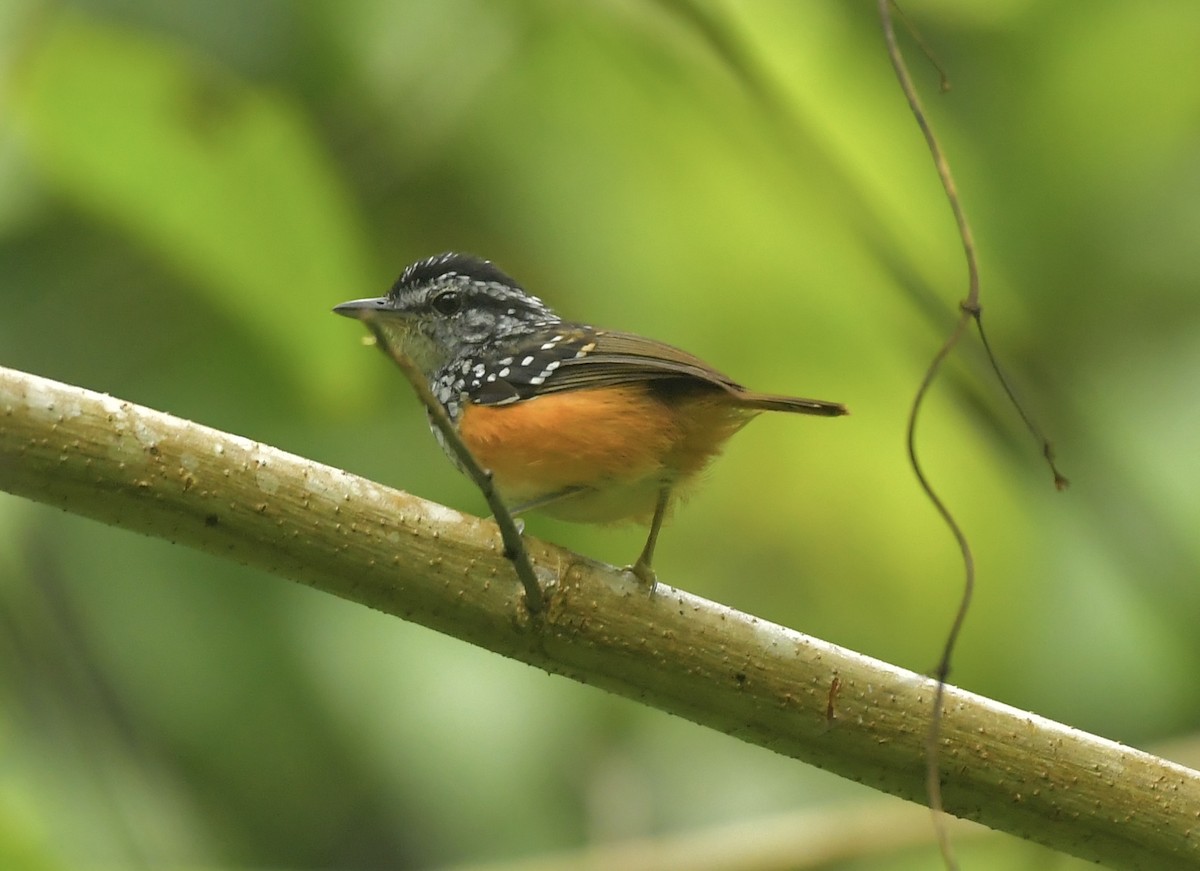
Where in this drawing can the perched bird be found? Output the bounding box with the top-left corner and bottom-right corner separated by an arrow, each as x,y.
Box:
335,253 -> 846,584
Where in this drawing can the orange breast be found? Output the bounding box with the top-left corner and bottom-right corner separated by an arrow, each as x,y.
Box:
456,385 -> 756,522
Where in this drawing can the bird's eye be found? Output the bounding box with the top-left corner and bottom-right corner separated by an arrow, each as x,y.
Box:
430,290 -> 461,316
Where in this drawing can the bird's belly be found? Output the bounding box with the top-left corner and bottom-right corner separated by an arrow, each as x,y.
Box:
452,385 -> 753,524
531,477 -> 668,524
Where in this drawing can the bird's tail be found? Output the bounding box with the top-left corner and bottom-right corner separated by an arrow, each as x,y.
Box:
733,390 -> 848,417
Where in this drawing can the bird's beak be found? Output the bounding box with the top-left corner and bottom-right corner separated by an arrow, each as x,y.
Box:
332,297 -> 391,320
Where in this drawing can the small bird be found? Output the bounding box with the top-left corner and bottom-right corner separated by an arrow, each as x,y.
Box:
335,253 -> 846,585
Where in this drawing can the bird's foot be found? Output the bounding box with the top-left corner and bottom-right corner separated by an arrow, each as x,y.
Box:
624,559 -> 658,595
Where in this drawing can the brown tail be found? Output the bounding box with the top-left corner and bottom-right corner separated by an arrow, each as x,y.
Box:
734,390 -> 848,417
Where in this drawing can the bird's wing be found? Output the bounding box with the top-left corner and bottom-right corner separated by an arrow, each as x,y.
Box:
471,327 -> 846,416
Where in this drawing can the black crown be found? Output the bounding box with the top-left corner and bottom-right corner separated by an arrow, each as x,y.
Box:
396,253 -> 522,293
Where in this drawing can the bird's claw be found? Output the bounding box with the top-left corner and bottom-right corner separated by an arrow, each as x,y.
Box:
625,560 -> 658,595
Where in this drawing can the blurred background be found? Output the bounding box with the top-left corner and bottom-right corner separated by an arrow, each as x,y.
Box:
1,1 -> 1198,869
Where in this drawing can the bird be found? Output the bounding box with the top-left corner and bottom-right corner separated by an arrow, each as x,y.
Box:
334,252 -> 847,586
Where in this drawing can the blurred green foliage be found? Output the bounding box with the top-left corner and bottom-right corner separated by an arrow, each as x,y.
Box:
1,1 -> 1198,869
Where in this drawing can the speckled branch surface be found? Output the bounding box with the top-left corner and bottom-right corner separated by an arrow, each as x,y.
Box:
1,365 -> 1196,869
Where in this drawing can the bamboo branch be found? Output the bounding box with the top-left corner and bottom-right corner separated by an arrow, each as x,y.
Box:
1,364 -> 1196,869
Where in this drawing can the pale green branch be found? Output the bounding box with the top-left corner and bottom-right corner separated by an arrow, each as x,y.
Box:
1,365 -> 1197,870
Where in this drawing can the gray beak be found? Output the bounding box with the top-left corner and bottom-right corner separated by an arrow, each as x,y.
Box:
332,297 -> 391,320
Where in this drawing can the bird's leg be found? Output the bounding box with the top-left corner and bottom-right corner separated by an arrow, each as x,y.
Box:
496,486 -> 590,554
505,486 -> 588,517
629,486 -> 671,593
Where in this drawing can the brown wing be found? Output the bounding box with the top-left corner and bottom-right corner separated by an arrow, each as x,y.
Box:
544,330 -> 740,389
535,329 -> 847,417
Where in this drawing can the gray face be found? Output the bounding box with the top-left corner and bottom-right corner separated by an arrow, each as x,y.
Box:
381,272 -> 560,377
337,254 -> 562,379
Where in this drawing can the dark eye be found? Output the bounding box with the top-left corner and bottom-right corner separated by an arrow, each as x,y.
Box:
430,290 -> 461,316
